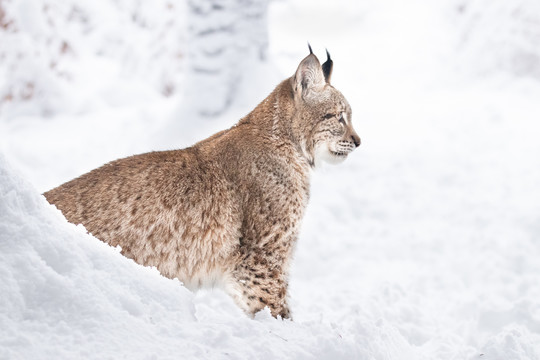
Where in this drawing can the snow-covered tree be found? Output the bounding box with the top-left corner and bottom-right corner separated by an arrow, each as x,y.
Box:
0,0 -> 186,118
0,0 -> 270,119
184,0 -> 269,117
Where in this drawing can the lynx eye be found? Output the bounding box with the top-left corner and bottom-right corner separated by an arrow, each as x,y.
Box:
338,113 -> 345,123
323,113 -> 334,120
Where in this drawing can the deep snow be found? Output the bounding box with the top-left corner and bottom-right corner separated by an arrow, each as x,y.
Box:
1,0 -> 540,359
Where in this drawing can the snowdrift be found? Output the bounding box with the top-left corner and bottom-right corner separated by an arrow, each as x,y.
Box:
0,155 -> 195,358
0,155 -> 398,359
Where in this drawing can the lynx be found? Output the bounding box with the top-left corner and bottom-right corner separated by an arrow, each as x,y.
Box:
44,47 -> 360,319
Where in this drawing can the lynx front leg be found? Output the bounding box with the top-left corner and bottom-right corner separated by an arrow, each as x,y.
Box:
226,248 -> 292,319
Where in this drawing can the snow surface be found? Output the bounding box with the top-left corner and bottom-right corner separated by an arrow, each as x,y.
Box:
2,0 -> 540,359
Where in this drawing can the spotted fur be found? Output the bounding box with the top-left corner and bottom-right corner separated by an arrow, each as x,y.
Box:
44,50 -> 360,319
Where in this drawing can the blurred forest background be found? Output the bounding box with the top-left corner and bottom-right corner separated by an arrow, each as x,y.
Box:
1,0 -> 539,182
1,0 -> 539,121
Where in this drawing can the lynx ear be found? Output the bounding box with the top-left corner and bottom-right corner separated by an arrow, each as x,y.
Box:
293,51 -> 325,99
321,49 -> 333,84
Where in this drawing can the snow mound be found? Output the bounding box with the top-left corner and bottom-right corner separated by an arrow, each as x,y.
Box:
0,154 -> 415,360
0,155 -> 195,359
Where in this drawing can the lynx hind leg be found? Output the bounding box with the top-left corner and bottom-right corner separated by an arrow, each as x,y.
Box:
224,256 -> 291,319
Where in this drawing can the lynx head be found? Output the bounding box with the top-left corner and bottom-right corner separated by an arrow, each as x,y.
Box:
290,46 -> 360,167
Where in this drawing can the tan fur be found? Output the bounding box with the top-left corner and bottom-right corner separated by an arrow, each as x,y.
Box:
44,51 -> 360,319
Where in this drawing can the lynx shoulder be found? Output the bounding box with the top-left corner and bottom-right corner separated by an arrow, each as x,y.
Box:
44,48 -> 360,319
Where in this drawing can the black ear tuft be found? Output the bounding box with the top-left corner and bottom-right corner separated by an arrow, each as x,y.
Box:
307,42 -> 313,55
322,49 -> 333,84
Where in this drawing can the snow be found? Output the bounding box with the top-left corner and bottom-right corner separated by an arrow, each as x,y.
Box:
2,0 -> 540,359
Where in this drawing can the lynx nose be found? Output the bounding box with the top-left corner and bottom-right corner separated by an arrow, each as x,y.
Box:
351,134 -> 361,148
